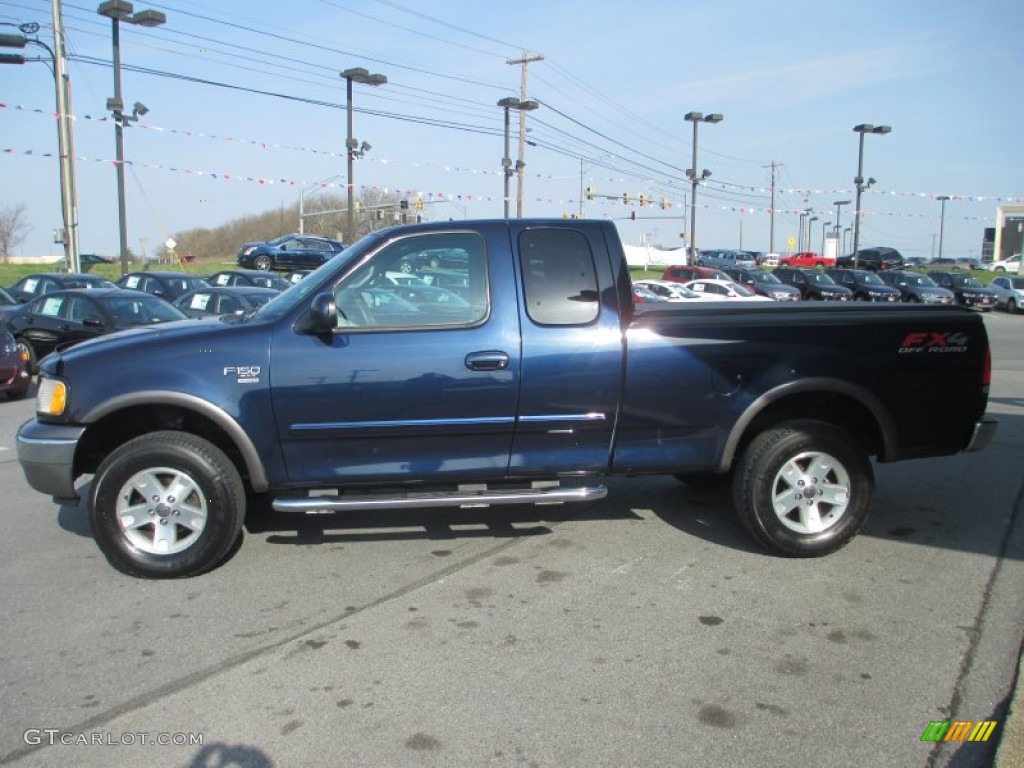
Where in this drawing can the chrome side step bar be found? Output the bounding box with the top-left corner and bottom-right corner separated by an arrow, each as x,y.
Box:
272,483 -> 608,513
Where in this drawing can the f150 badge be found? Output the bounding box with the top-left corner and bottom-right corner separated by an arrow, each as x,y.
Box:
898,332 -> 969,355
224,365 -> 261,383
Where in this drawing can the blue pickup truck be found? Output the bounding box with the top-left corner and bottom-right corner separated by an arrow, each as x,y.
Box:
16,219 -> 996,578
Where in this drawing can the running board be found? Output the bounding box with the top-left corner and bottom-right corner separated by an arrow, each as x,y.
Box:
272,483 -> 607,513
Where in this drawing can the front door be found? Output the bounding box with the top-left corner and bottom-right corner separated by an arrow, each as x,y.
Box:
270,226 -> 521,485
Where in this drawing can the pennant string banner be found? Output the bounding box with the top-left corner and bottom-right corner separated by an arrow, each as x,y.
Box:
1,103 -> 1015,215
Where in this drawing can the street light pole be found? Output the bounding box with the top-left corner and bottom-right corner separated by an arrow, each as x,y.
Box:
821,220 -> 831,258
97,1 -> 165,277
937,195 -> 951,261
497,97 -> 517,219
340,67 -> 386,243
685,111 -> 723,263
833,200 -> 851,252
851,123 -> 891,267
807,216 -> 818,252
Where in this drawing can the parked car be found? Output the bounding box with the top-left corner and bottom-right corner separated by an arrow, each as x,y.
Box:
174,286 -> 281,318
697,249 -> 758,269
661,265 -> 730,284
778,251 -> 835,268
633,279 -> 715,302
824,268 -> 901,302
117,271 -> 210,301
5,288 -> 188,372
987,253 -> 1021,273
926,257 -> 976,271
6,273 -> 117,303
78,253 -> 115,272
988,275 -> 1024,313
682,279 -> 773,302
0,327 -> 31,400
284,270 -> 313,285
632,285 -> 667,304
397,247 -> 470,274
836,247 -> 905,271
235,234 -> 345,271
772,267 -> 853,301
721,267 -> 801,301
0,286 -> 17,311
207,270 -> 292,291
926,272 -> 997,311
877,270 -> 956,305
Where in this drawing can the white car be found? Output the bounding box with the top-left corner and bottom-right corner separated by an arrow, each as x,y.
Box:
987,253 -> 1021,273
988,275 -> 1024,313
633,279 -> 716,302
683,279 -> 774,302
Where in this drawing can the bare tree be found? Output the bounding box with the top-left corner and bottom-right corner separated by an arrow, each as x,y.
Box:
0,203 -> 31,257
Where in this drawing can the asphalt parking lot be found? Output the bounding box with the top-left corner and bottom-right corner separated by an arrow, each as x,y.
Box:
0,311 -> 1020,768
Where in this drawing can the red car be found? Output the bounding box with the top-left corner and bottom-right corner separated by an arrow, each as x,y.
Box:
777,251 -> 835,268
0,327 -> 31,400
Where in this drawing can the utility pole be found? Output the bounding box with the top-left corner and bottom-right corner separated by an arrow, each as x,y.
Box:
51,0 -> 79,272
764,160 -> 782,255
507,53 -> 543,218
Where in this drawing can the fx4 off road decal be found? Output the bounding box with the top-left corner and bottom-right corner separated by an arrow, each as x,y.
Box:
898,332 -> 969,355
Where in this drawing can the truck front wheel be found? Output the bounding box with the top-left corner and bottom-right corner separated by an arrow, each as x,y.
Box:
733,421 -> 873,557
90,431 -> 246,578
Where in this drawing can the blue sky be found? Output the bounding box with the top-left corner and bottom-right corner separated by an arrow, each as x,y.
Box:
1,0 -> 1022,260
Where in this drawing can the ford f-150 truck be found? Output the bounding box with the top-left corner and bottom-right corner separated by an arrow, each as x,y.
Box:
15,219 -> 996,578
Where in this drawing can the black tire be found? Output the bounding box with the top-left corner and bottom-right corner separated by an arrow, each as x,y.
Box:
732,420 -> 873,557
253,254 -> 273,271
90,431 -> 246,578
1009,298 -> 1018,314
15,338 -> 37,375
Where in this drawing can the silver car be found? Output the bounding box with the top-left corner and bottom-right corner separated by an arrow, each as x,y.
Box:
988,275 -> 1024,313
697,249 -> 758,269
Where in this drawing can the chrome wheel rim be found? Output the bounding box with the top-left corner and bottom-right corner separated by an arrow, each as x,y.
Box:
115,466 -> 208,555
771,450 -> 850,534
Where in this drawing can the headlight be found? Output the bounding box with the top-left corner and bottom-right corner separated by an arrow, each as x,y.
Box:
1,331 -> 15,356
36,377 -> 67,416
243,247 -> 257,256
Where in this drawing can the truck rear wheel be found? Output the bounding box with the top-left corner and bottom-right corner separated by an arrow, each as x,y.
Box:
90,431 -> 246,578
733,421 -> 873,557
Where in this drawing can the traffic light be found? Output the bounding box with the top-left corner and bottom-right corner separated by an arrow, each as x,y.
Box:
586,186 -> 595,201
375,210 -> 384,220
0,33 -> 27,65
400,199 -> 409,210
639,194 -> 647,207
661,197 -> 669,210
414,197 -> 423,211
623,192 -> 630,204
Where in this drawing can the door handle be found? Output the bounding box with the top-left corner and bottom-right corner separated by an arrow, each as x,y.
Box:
465,351 -> 510,371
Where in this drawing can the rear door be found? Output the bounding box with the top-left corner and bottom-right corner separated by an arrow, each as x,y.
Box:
509,224 -> 624,474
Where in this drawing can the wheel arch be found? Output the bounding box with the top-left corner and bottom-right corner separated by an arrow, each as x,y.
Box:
719,378 -> 898,472
77,391 -> 269,492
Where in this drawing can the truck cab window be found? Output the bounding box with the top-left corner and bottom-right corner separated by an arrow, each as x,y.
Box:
518,228 -> 600,326
333,232 -> 487,329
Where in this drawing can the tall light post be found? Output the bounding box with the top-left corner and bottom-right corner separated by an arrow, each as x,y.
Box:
340,67 -> 386,243
685,111 -> 723,262
833,199 -> 850,252
851,123 -> 891,267
97,1 -> 165,276
807,216 -> 818,252
936,195 -> 951,261
2,19 -> 79,272
820,220 -> 831,257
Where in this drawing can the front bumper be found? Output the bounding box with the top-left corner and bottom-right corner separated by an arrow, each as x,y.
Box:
16,419 -> 86,502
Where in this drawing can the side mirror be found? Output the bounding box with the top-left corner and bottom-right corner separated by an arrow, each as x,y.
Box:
307,292 -> 337,332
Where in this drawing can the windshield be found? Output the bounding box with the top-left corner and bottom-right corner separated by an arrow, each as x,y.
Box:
751,271 -> 781,284
103,295 -> 188,325
731,283 -> 755,297
858,273 -> 884,285
905,274 -> 937,287
805,272 -> 837,286
953,276 -> 984,288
